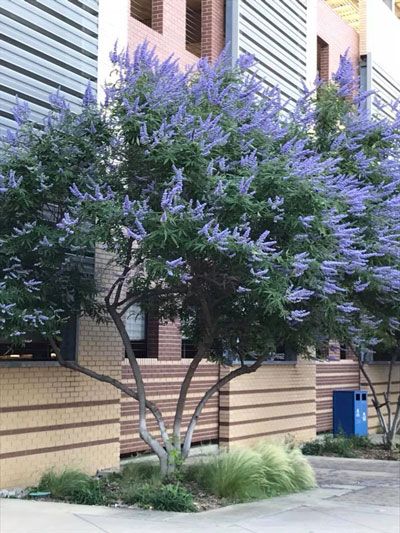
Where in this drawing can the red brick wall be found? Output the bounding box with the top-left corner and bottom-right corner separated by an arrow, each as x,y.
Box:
201,0 -> 225,60
128,0 -> 225,66
317,0 -> 359,78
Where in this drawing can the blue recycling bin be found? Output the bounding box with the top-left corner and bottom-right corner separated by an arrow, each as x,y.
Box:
333,390 -> 368,436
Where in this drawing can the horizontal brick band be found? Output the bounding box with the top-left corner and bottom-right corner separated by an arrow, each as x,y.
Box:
219,399 -> 314,411
0,438 -> 119,460
0,418 -> 119,437
219,425 -> 315,443
0,399 -> 119,413
220,386 -> 314,396
219,411 -> 315,427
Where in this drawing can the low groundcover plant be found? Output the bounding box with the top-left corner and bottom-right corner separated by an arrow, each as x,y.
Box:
35,441 -> 315,511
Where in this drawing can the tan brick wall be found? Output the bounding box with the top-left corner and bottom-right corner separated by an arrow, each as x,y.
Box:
316,360 -> 360,432
219,362 -> 316,448
361,363 -> 400,433
0,249 -> 123,489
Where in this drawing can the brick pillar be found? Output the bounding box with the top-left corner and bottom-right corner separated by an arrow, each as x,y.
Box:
147,315 -> 182,360
152,0 -> 164,33
147,314 -> 159,358
201,0 -> 225,61
158,321 -> 182,360
317,36 -> 329,81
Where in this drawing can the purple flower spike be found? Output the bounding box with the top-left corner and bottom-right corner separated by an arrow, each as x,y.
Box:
166,257 -> 186,269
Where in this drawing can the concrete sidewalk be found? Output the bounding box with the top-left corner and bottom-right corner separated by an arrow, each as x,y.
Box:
0,457 -> 399,533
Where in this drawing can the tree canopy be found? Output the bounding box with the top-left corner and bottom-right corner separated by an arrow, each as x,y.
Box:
1,44 -> 399,467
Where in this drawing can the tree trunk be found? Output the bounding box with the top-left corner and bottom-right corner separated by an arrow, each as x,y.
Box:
182,357 -> 265,459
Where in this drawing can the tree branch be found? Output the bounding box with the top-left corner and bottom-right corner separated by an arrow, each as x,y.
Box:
106,302 -> 172,455
181,356 -> 266,458
48,337 -> 169,438
353,346 -> 388,436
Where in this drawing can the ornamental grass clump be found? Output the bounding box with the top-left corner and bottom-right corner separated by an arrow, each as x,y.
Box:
186,448 -> 265,501
185,442 -> 315,502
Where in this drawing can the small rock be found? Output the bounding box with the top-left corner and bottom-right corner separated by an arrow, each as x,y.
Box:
0,487 -> 27,498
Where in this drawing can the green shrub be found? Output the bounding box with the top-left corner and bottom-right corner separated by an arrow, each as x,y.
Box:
185,448 -> 264,502
301,439 -> 324,456
120,461 -> 160,484
301,434 -> 371,458
121,482 -> 196,512
38,469 -> 105,505
347,435 -> 372,449
150,483 -> 196,512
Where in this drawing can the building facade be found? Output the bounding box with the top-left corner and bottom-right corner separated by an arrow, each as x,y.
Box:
1,0 -> 399,488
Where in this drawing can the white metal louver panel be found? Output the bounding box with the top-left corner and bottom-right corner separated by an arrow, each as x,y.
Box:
371,62 -> 400,120
0,0 -> 98,133
227,0 -> 308,106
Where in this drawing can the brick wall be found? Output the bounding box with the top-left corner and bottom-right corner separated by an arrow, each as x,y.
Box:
0,249 -> 122,489
316,361 -> 399,433
360,363 -> 400,432
316,360 -> 360,432
120,359 -> 219,455
219,362 -> 316,448
317,0 -> 359,77
128,0 -> 225,66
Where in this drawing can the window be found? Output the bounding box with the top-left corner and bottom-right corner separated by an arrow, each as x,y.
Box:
125,304 -> 148,358
0,318 -> 77,362
186,0 -> 202,57
317,37 -> 329,82
131,0 -> 153,28
272,344 -> 297,362
182,339 -> 197,358
340,344 -> 347,360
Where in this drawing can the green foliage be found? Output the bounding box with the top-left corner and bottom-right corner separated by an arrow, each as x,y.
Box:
185,448 -> 265,501
121,482 -> 196,512
120,461 -> 161,484
184,442 -> 315,502
254,441 -> 299,495
286,447 -> 317,490
37,469 -> 105,505
302,434 -> 373,458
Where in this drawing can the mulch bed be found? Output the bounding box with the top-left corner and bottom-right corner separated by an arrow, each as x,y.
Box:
355,446 -> 400,461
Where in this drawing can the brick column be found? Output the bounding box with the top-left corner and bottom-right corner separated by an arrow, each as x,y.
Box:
201,0 -> 225,61
317,36 -> 329,81
152,0 -> 164,34
147,315 -> 182,360
158,321 -> 182,360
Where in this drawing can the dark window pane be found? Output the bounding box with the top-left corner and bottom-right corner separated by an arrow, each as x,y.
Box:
131,0 -> 153,27
182,339 -> 197,358
186,0 -> 202,56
